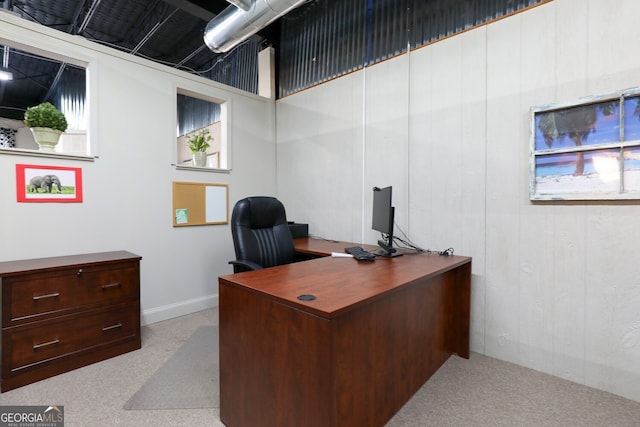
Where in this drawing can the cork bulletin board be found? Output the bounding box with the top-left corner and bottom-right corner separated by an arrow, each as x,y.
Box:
172,181 -> 228,226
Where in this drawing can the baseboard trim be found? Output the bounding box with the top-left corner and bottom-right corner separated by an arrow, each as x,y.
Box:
141,294 -> 219,326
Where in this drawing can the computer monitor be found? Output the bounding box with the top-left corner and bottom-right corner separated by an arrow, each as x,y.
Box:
372,186 -> 401,257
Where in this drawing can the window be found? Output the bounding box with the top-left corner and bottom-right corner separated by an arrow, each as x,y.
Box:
530,88 -> 640,200
0,43 -> 91,160
175,89 -> 230,171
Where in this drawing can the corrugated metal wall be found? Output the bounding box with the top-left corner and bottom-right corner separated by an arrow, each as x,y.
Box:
50,65 -> 86,130
206,41 -> 260,95
177,94 -> 222,136
278,0 -> 548,98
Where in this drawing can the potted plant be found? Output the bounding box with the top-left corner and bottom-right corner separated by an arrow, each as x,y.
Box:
24,102 -> 68,152
187,128 -> 212,167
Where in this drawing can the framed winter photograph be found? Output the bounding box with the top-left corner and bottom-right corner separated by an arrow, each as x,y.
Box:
530,88 -> 640,200
16,164 -> 83,203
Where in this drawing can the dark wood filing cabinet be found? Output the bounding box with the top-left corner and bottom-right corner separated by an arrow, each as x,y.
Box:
0,251 -> 142,392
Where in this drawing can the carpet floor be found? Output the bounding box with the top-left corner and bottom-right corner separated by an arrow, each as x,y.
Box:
1,307 -> 640,426
123,325 -> 218,410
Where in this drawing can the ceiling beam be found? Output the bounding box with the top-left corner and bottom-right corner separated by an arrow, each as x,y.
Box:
175,44 -> 207,69
67,0 -> 90,34
162,0 -> 217,21
43,64 -> 66,103
77,0 -> 103,35
131,7 -> 178,55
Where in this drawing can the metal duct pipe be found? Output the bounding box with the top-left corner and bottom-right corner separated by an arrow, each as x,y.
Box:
204,0 -> 307,53
226,0 -> 252,12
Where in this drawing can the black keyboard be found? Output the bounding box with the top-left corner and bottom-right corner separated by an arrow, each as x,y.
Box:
344,246 -> 376,262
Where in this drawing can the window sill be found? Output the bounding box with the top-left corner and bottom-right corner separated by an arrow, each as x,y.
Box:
0,147 -> 96,162
174,164 -> 230,173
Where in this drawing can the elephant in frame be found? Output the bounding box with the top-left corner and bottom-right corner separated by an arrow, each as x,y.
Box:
29,174 -> 63,193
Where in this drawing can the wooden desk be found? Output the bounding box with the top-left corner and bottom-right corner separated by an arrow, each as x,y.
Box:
218,238 -> 471,427
291,237 -> 378,258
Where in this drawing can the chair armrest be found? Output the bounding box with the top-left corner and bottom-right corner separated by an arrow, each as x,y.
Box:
229,259 -> 263,272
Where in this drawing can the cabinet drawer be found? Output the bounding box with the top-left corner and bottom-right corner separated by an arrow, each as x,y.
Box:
3,301 -> 139,375
2,261 -> 139,324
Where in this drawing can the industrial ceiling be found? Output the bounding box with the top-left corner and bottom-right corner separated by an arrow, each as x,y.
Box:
0,0 -> 290,120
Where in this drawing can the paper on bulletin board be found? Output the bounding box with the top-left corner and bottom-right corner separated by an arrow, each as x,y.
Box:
176,209 -> 188,224
205,185 -> 227,223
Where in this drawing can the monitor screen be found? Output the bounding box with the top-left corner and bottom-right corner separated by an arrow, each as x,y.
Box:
372,186 -> 401,257
372,186 -> 393,234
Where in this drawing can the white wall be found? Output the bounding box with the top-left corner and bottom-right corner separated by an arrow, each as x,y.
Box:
0,12 -> 276,325
276,0 -> 640,402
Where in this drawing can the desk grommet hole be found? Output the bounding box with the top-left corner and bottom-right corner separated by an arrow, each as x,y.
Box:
297,294 -> 316,301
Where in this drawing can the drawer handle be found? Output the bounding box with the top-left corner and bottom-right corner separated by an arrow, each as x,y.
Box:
101,282 -> 121,290
33,339 -> 60,349
102,323 -> 123,332
77,268 -> 83,276
32,292 -> 60,301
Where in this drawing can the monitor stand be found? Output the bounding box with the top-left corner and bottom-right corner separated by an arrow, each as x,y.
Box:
372,241 -> 403,257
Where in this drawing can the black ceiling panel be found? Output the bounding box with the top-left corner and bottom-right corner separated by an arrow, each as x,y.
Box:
0,0 -> 267,119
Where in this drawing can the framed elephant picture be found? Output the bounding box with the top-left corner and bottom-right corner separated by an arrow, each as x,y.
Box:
16,164 -> 83,203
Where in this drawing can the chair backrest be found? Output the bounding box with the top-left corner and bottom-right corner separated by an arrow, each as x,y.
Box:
230,196 -> 295,270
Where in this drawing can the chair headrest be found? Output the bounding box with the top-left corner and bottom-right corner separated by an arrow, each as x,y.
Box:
233,196 -> 287,229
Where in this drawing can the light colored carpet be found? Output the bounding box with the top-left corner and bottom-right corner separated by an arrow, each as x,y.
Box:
2,308 -> 640,426
123,326 -> 218,410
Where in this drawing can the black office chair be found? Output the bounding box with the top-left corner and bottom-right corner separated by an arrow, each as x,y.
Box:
229,196 -> 296,273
